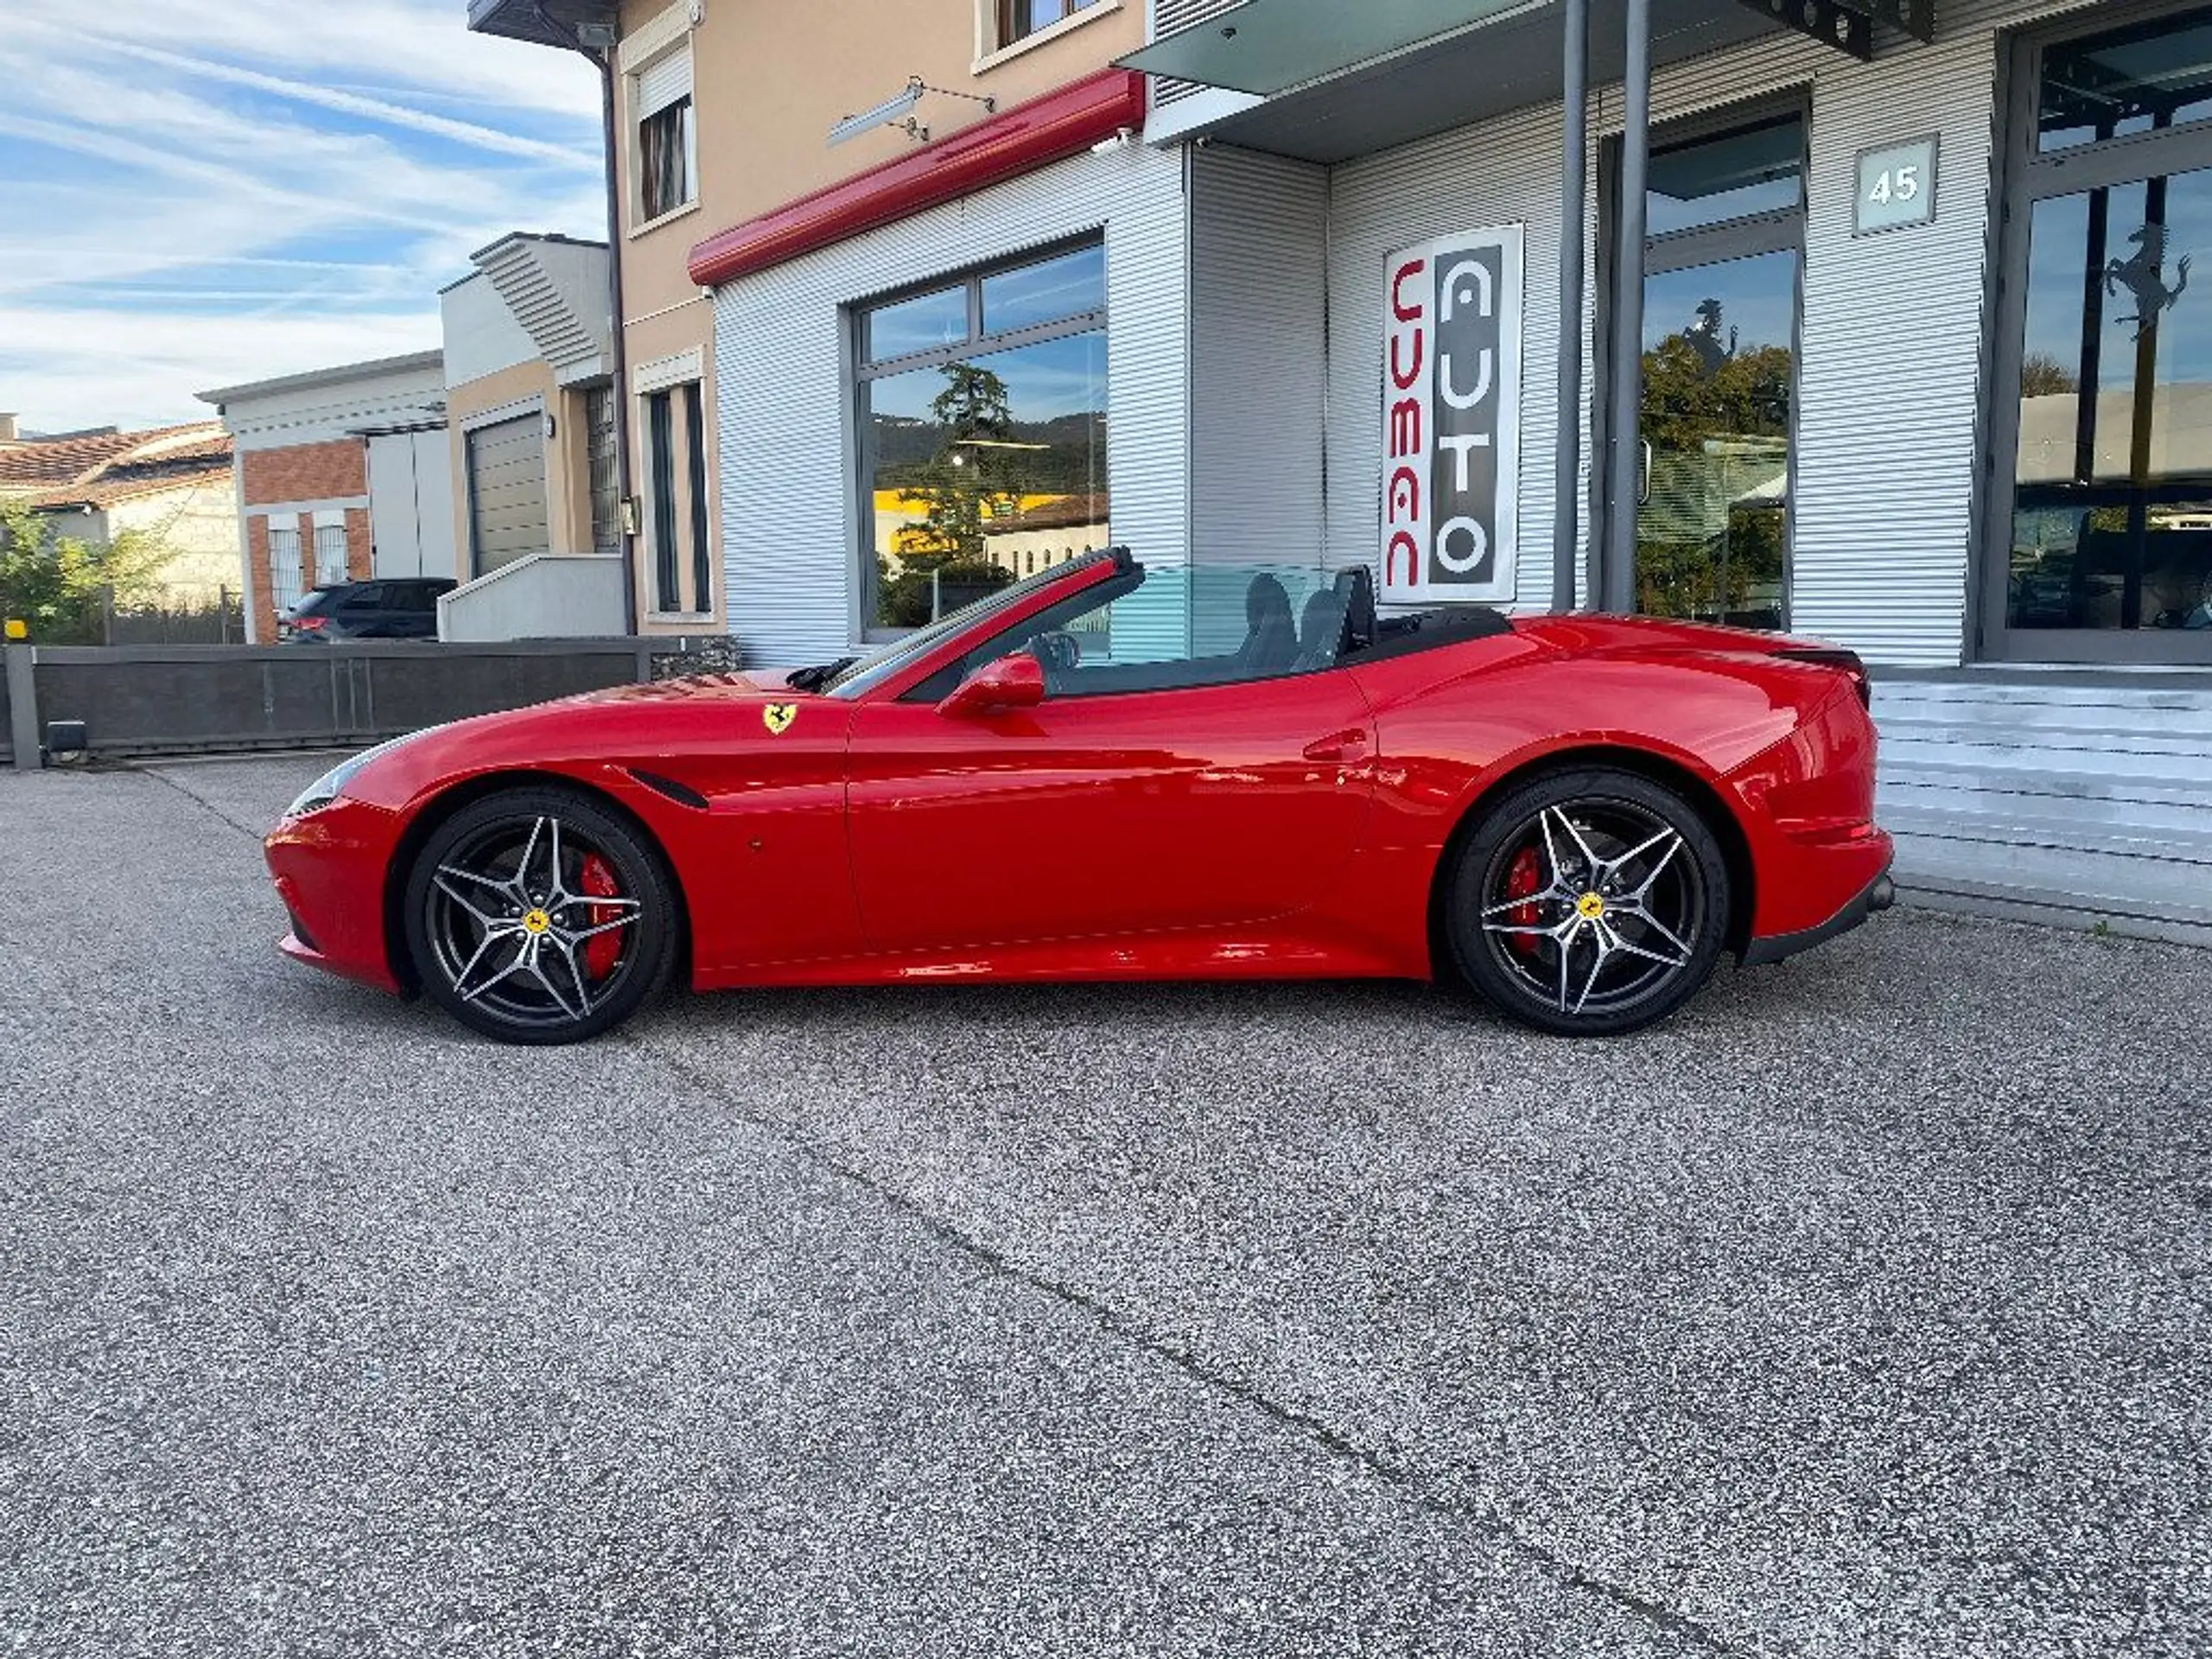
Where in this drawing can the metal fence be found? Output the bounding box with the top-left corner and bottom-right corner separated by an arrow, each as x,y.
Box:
9,638 -> 722,763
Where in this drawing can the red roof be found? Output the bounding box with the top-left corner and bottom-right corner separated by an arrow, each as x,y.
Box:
986,493 -> 1111,533
0,421 -> 232,511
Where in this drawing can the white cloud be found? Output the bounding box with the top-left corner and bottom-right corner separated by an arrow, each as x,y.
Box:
0,1 -> 610,432
5,0 -> 600,121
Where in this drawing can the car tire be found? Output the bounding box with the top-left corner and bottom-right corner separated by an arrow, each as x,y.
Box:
1446,766 -> 1731,1037
403,786 -> 681,1045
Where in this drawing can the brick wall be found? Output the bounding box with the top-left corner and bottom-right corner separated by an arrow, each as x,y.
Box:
240,440 -> 365,505
247,516 -> 278,644
345,507 -> 372,581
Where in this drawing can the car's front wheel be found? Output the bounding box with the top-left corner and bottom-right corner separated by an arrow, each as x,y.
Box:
403,787 -> 681,1045
1446,767 -> 1730,1037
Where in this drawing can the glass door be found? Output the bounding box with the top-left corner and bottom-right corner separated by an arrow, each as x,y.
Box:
1619,112 -> 1805,627
1989,4 -> 2212,661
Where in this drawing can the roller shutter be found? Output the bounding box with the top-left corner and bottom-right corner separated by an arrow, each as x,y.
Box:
466,414 -> 549,575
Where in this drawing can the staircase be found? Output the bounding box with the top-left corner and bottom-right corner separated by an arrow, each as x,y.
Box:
1874,675 -> 2212,946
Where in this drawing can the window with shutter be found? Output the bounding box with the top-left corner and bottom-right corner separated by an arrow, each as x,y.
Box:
635,45 -> 696,221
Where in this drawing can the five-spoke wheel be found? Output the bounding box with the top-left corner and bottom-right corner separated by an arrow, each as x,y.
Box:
404,788 -> 680,1045
1448,768 -> 1730,1036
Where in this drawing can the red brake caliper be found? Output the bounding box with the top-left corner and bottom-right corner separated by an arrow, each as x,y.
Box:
579,854 -> 624,981
1503,846 -> 1544,957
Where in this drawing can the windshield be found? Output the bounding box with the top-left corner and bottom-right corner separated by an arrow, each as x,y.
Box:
824,549 -> 1119,697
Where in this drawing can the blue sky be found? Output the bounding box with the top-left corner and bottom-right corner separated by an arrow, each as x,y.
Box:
0,0 -> 606,434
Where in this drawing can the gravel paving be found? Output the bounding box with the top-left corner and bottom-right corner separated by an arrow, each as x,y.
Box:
2,754 -> 2208,1657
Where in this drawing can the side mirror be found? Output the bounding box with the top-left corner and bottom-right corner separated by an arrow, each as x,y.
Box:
937,652 -> 1046,719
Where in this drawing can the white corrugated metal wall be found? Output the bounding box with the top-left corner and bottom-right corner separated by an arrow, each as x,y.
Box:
1189,145 -> 1329,569
1324,0 -> 2107,664
714,143 -> 1190,665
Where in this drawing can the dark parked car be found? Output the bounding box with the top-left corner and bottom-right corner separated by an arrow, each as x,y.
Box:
280,580 -> 456,642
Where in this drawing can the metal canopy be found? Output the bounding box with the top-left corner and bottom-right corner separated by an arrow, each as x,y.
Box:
1120,0 -> 1545,97
1178,0 -> 1773,167
465,0 -> 616,48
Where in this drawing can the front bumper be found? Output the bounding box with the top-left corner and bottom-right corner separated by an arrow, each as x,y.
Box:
264,797 -> 404,994
1741,857 -> 1896,968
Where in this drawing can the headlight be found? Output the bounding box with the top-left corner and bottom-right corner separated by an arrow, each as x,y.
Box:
284,728 -> 436,819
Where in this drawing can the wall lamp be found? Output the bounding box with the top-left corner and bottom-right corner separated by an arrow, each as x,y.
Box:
830,77 -> 995,147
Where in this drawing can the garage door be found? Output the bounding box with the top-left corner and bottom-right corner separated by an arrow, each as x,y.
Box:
466,414 -> 549,575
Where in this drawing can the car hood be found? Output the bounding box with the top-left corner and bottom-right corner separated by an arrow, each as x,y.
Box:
565,670 -> 782,702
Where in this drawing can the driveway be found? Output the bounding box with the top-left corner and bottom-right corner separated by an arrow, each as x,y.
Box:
2,755 -> 2207,1657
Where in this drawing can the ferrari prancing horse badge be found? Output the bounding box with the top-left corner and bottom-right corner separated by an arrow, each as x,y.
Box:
762,702 -> 798,736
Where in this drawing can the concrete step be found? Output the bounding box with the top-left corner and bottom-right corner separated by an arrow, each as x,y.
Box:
1890,830 -> 2212,931
1878,801 -> 2212,865
1878,716 -> 2212,760
1879,744 -> 2212,798
1873,677 -> 2212,714
1878,776 -> 2212,837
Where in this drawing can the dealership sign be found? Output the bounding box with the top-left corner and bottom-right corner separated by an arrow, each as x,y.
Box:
1378,225 -> 1523,606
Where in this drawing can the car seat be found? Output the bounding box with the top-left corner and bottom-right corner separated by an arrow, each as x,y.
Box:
1295,588 -> 1348,671
1236,574 -> 1300,675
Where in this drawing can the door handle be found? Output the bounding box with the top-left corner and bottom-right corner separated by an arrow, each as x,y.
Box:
1303,728 -> 1370,765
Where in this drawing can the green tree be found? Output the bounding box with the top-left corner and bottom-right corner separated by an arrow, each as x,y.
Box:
1634,333 -> 1795,623
879,362 -> 1021,626
0,499 -> 175,643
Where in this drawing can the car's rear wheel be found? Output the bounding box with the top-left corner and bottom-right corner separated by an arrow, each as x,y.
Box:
403,787 -> 679,1045
1446,767 -> 1729,1037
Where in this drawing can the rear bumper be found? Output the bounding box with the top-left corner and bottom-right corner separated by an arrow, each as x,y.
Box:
1741,857 -> 1896,968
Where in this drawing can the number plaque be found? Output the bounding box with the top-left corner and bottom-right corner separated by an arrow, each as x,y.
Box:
1855,136 -> 1939,236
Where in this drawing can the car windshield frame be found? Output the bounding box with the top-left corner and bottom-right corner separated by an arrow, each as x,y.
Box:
823,548 -> 1125,698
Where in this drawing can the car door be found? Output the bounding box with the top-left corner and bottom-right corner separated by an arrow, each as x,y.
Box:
844,667 -> 1375,955
331,583 -> 388,639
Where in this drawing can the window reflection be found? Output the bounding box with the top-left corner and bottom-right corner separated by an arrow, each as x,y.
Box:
1645,117 -> 1802,238
856,244 -> 1109,631
2011,173 -> 2212,632
2039,7 -> 2212,152
862,334 -> 1109,628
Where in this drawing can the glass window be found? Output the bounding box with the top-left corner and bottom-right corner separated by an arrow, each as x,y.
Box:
2040,7 -> 2212,152
855,242 -> 1109,631
268,524 -> 303,614
864,286 -> 969,364
312,518 -> 349,586
982,244 -> 1106,334
1633,253 -> 1799,629
585,385 -> 621,557
640,95 -> 694,220
2006,168 -> 2212,633
900,563 -> 1350,703
999,0 -> 1096,48
1645,117 -> 1803,237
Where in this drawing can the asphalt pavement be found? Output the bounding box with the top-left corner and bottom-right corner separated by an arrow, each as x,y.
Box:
1,754 -> 2207,1657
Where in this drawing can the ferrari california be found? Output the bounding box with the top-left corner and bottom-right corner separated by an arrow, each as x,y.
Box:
264,550 -> 1893,1045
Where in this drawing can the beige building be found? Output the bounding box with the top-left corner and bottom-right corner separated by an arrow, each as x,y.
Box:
467,0 -> 1144,639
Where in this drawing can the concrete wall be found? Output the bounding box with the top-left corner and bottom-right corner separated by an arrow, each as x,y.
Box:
438,554 -> 629,642
441,272 -> 543,391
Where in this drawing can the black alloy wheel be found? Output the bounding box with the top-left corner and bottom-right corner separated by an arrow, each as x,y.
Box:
1448,767 -> 1730,1037
404,787 -> 681,1045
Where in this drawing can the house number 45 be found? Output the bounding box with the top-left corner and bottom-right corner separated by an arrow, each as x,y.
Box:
1855,137 -> 1939,235
1866,165 -> 1921,205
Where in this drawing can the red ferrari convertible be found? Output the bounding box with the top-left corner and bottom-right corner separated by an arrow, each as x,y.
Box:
264,551 -> 1891,1045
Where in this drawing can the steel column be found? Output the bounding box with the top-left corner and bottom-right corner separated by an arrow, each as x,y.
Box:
1602,0 -> 1653,613
1553,0 -> 1590,613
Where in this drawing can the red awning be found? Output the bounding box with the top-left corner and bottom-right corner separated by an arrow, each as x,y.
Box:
688,68 -> 1147,289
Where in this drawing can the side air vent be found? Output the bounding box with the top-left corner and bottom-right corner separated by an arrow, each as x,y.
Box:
627,769 -> 709,810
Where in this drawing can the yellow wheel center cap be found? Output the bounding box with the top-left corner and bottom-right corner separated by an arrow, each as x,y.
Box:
1575,892 -> 1607,921
520,908 -> 552,936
